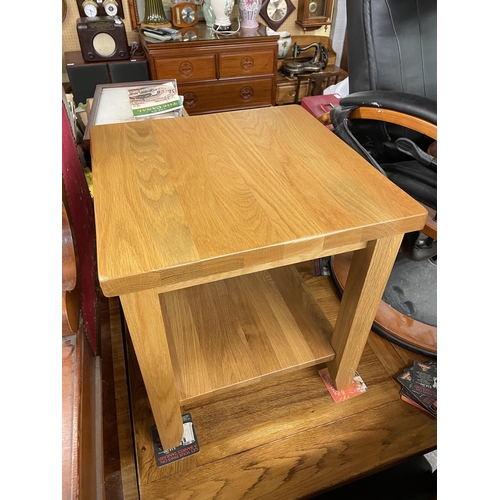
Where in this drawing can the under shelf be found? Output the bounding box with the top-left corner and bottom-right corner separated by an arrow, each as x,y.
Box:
159,265 -> 336,406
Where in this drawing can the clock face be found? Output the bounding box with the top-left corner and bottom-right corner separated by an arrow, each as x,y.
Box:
182,5 -> 196,24
83,0 -> 98,17
267,0 -> 287,21
261,0 -> 295,31
309,0 -> 327,17
103,0 -> 118,16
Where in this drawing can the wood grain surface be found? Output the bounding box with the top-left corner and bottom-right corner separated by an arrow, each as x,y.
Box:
317,108 -> 437,141
100,297 -> 139,500
160,265 -> 335,405
327,234 -> 402,388
62,336 -> 78,500
91,105 -> 427,297
91,104 -> 431,476
98,262 -> 436,500
119,261 -> 437,499
62,328 -> 103,500
121,288 -> 185,450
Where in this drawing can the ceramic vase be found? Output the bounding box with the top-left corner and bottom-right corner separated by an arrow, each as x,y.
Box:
202,0 -> 216,27
277,32 -> 292,59
142,0 -> 169,24
210,0 -> 235,30
238,0 -> 262,29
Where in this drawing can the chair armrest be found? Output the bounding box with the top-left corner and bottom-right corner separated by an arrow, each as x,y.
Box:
318,91 -> 437,139
317,108 -> 437,140
326,90 -> 437,139
338,90 -> 437,125
317,90 -> 438,243
348,107 -> 437,140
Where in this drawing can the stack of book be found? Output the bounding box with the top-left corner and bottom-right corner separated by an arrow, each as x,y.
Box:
128,80 -> 183,118
397,360 -> 437,418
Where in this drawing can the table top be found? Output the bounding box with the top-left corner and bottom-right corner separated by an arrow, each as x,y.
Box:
91,105 -> 427,297
140,22 -> 275,48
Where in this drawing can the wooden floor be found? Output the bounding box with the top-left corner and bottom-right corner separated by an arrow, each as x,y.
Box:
99,260 -> 437,500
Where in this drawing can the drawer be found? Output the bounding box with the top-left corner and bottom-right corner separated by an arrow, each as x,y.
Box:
219,51 -> 275,79
179,78 -> 274,115
153,54 -> 216,82
276,80 -> 309,105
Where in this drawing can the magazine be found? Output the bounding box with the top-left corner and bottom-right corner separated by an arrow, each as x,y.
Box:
128,81 -> 183,118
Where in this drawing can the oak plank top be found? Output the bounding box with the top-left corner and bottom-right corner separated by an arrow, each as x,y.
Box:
91,105 -> 427,296
161,265 -> 336,405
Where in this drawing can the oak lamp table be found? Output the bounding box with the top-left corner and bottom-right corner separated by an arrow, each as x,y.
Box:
91,105 -> 427,451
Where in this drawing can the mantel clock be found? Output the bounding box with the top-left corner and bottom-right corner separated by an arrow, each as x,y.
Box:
171,1 -> 199,28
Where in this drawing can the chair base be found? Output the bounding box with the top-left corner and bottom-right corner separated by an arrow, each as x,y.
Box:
330,252 -> 437,357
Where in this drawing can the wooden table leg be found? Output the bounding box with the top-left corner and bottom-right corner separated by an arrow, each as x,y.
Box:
327,234 -> 403,390
120,288 -> 184,450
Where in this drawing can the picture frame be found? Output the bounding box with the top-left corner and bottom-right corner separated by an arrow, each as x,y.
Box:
127,0 -> 142,29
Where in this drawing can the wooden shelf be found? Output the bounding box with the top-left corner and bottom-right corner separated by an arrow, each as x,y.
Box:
160,265 -> 336,406
111,262 -> 436,496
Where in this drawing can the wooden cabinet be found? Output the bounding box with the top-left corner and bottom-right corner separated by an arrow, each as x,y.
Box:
140,24 -> 278,115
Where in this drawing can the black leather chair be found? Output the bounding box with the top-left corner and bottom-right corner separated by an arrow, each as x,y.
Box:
327,0 -> 437,356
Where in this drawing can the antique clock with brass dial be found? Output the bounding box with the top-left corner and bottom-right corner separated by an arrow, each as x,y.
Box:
295,0 -> 333,31
82,0 -> 98,17
171,2 -> 199,28
77,0 -> 124,18
260,0 -> 296,32
103,0 -> 119,16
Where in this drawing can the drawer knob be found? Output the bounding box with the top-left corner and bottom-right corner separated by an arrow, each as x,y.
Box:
179,61 -> 194,78
184,92 -> 197,108
240,56 -> 254,72
240,86 -> 254,102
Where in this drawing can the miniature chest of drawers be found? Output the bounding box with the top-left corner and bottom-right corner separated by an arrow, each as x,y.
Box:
140,23 -> 278,115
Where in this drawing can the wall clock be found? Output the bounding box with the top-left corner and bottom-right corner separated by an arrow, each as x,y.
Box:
295,0 -> 333,31
260,0 -> 296,32
171,2 -> 199,27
